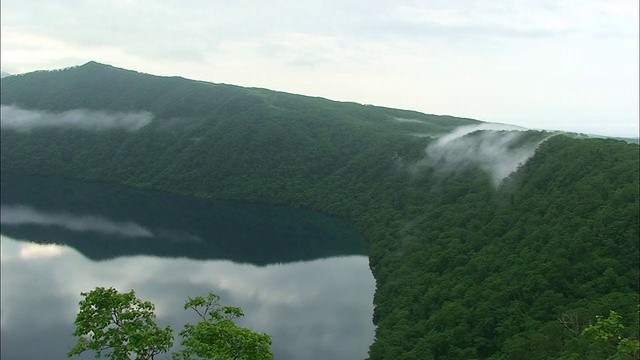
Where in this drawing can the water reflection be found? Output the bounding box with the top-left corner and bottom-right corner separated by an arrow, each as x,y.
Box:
1,235 -> 375,360
0,173 -> 375,360
1,172 -> 368,264
2,204 -> 154,237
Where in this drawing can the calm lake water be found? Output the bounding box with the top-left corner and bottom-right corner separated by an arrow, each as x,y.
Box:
0,173 -> 375,360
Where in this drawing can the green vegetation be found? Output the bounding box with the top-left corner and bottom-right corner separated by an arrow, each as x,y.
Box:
68,287 -> 272,360
176,293 -> 272,360
581,310 -> 639,359
2,62 -> 638,359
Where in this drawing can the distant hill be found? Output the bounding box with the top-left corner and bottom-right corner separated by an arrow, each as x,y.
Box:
1,71 -> 12,78
0,61 -> 485,203
591,134 -> 639,144
1,62 -> 637,359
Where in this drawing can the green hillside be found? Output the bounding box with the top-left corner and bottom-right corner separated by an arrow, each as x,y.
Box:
1,62 -> 638,359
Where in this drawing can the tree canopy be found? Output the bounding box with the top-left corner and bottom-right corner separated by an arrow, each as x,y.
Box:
67,287 -> 272,360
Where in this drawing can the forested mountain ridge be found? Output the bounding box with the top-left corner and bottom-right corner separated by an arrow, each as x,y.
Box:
1,62 -> 638,359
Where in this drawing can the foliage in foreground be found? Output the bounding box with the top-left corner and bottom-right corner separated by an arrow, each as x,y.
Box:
581,310 -> 639,360
67,287 -> 272,360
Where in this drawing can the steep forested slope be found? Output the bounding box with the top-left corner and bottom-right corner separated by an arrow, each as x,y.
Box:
1,62 -> 638,359
1,62 -> 478,205
368,136 -> 639,359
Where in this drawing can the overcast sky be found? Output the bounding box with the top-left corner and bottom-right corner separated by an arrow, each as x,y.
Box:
1,0 -> 638,137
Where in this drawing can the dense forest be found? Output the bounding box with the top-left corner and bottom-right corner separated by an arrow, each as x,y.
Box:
1,62 -> 638,359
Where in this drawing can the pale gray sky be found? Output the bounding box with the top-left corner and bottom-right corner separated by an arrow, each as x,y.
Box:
1,0 -> 638,137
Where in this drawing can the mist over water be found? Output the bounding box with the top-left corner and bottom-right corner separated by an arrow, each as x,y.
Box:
417,123 -> 552,186
0,105 -> 153,132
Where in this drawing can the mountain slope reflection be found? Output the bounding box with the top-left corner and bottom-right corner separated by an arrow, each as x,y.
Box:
1,173 -> 368,264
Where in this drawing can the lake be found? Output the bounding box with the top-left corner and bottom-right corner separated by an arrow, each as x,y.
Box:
0,172 -> 375,360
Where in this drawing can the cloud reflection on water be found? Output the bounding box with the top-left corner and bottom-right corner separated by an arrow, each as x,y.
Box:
1,204 -> 153,238
0,235 -> 375,360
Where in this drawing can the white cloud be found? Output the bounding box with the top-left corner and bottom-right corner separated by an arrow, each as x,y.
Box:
0,105 -> 153,132
417,123 -> 553,186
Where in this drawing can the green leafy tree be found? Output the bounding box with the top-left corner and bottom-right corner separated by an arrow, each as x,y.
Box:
582,310 -> 639,360
67,287 -> 273,360
67,287 -> 173,360
174,293 -> 273,360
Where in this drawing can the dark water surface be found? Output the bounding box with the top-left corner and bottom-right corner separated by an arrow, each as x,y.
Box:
0,172 -> 375,360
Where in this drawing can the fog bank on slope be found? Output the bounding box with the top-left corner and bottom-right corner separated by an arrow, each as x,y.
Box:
1,105 -> 153,132
416,123 -> 553,186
